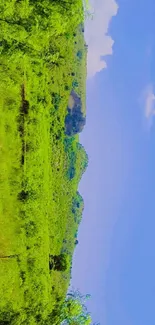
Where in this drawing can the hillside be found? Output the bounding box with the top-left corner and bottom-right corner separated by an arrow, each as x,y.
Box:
0,1 -> 88,324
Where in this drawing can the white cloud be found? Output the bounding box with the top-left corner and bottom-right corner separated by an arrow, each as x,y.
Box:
85,0 -> 119,78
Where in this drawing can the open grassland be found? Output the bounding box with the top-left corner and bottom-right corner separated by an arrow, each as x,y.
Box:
0,1 -> 88,324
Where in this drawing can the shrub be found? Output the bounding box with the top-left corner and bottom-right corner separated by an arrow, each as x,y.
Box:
24,221 -> 37,237
49,254 -> 69,272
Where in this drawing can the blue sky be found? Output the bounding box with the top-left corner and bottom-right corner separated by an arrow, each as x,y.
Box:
71,0 -> 155,324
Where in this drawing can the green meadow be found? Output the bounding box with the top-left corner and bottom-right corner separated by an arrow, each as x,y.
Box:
0,1 -> 90,324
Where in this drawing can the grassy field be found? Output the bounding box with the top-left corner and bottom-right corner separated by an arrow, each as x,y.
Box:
0,1 -> 88,324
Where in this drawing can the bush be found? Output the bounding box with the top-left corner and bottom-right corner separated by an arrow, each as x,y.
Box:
49,254 -> 69,272
72,80 -> 79,88
24,221 -> 37,237
77,50 -> 83,59
51,93 -> 61,110
17,190 -> 29,202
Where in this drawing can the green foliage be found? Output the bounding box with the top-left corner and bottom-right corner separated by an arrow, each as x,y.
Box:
72,192 -> 84,224
64,137 -> 88,183
60,290 -> 92,325
72,80 -> 79,88
0,0 -> 93,324
49,254 -> 70,272
51,92 -> 61,111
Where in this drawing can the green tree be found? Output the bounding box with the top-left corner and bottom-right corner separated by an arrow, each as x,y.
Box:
49,253 -> 69,271
61,292 -> 92,325
67,289 -> 91,305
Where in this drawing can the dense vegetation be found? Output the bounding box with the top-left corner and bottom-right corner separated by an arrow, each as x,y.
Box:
0,0 -> 94,324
